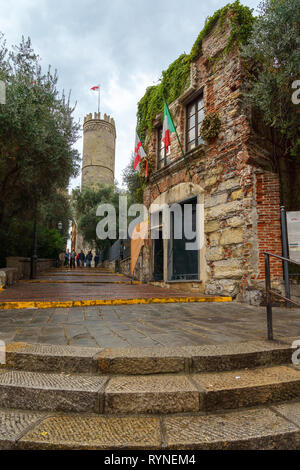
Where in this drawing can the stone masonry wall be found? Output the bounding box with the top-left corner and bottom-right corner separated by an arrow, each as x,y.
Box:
142,18 -> 284,304
82,112 -> 116,189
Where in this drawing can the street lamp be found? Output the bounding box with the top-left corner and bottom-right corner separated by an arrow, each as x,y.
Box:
56,221 -> 63,268
30,203 -> 38,279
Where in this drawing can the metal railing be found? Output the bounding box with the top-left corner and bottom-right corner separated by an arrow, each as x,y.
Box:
264,251 -> 300,340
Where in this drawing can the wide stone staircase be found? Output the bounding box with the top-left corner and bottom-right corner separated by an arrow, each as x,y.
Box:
0,338 -> 300,449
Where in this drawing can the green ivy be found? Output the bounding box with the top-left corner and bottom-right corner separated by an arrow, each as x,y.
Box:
137,1 -> 255,140
137,54 -> 190,142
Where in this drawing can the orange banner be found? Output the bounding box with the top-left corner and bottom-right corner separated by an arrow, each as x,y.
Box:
130,221 -> 148,276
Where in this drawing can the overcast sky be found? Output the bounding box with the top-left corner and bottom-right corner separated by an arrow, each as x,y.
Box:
0,0 -> 259,191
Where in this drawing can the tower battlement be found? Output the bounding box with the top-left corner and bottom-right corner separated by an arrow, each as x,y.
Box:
83,112 -> 115,127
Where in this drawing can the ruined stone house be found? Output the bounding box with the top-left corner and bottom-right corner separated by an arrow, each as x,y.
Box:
132,5 -> 295,305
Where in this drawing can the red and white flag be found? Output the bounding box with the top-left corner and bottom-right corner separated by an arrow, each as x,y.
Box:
134,132 -> 149,177
91,85 -> 100,91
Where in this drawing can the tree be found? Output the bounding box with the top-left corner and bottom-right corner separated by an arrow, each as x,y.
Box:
0,219 -> 66,263
0,34 -> 80,224
39,190 -> 71,239
72,184 -> 130,253
241,0 -> 300,160
122,152 -> 146,203
0,33 -> 80,265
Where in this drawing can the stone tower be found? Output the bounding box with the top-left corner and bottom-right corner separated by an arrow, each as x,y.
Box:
81,112 -> 116,188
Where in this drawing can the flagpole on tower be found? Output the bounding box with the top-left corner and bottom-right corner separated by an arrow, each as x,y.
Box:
98,84 -> 100,114
91,85 -> 101,114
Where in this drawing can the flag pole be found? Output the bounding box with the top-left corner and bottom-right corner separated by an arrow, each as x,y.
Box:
164,99 -> 192,181
136,130 -> 161,195
98,85 -> 100,114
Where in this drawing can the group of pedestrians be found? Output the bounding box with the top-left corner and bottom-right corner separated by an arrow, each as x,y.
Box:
63,249 -> 100,268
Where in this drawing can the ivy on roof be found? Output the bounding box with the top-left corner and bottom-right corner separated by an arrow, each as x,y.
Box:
136,1 -> 255,140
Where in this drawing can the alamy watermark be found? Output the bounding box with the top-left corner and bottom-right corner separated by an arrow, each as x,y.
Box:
0,340 -> 5,365
292,340 -> 300,365
95,197 -> 204,251
292,80 -> 300,105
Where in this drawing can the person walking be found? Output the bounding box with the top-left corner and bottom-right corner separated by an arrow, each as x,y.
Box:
86,250 -> 93,268
64,249 -> 70,268
76,252 -> 80,268
59,252 -> 65,268
94,252 -> 99,268
70,250 -> 76,269
79,250 -> 85,268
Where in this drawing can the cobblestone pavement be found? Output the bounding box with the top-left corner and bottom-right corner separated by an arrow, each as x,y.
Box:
0,302 -> 299,348
0,269 -> 223,302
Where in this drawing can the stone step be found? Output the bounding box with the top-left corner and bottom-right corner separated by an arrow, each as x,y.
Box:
2,338 -> 296,375
3,343 -> 102,373
1,401 -> 300,449
0,365 -> 299,415
104,365 -> 300,414
0,370 -> 108,413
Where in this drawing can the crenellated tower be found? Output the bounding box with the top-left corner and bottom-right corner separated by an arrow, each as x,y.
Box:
81,112 -> 116,188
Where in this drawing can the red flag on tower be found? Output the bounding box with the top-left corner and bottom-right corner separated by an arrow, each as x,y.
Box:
90,85 -> 100,113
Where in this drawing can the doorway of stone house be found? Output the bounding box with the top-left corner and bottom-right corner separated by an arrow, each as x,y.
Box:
168,196 -> 199,281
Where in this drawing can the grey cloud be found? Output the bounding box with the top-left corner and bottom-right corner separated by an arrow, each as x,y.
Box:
0,0 -> 259,187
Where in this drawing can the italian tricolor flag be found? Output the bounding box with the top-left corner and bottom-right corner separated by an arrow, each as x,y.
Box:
162,101 -> 175,153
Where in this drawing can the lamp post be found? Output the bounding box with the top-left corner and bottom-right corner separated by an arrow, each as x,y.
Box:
57,221 -> 63,268
30,203 -> 38,279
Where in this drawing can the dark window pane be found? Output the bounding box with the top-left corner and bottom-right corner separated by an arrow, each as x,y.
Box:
188,128 -> 195,142
188,115 -> 195,129
186,94 -> 204,152
198,123 -> 202,138
198,107 -> 204,124
197,97 -> 204,109
188,103 -> 195,116
188,140 -> 195,150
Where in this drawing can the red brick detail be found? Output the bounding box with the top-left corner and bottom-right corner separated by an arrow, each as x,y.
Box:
256,173 -> 282,280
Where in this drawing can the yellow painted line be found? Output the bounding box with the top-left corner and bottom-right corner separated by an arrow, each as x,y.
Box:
39,273 -> 125,277
20,280 -> 141,285
0,296 -> 232,310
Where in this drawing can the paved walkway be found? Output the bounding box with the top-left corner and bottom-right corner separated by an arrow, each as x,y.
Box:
0,268 -> 230,307
0,268 -> 299,348
0,302 -> 299,348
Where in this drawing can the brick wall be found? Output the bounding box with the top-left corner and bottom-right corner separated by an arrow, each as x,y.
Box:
256,172 -> 282,280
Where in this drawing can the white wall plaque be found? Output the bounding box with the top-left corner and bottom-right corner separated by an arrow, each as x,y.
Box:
287,211 -> 300,263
